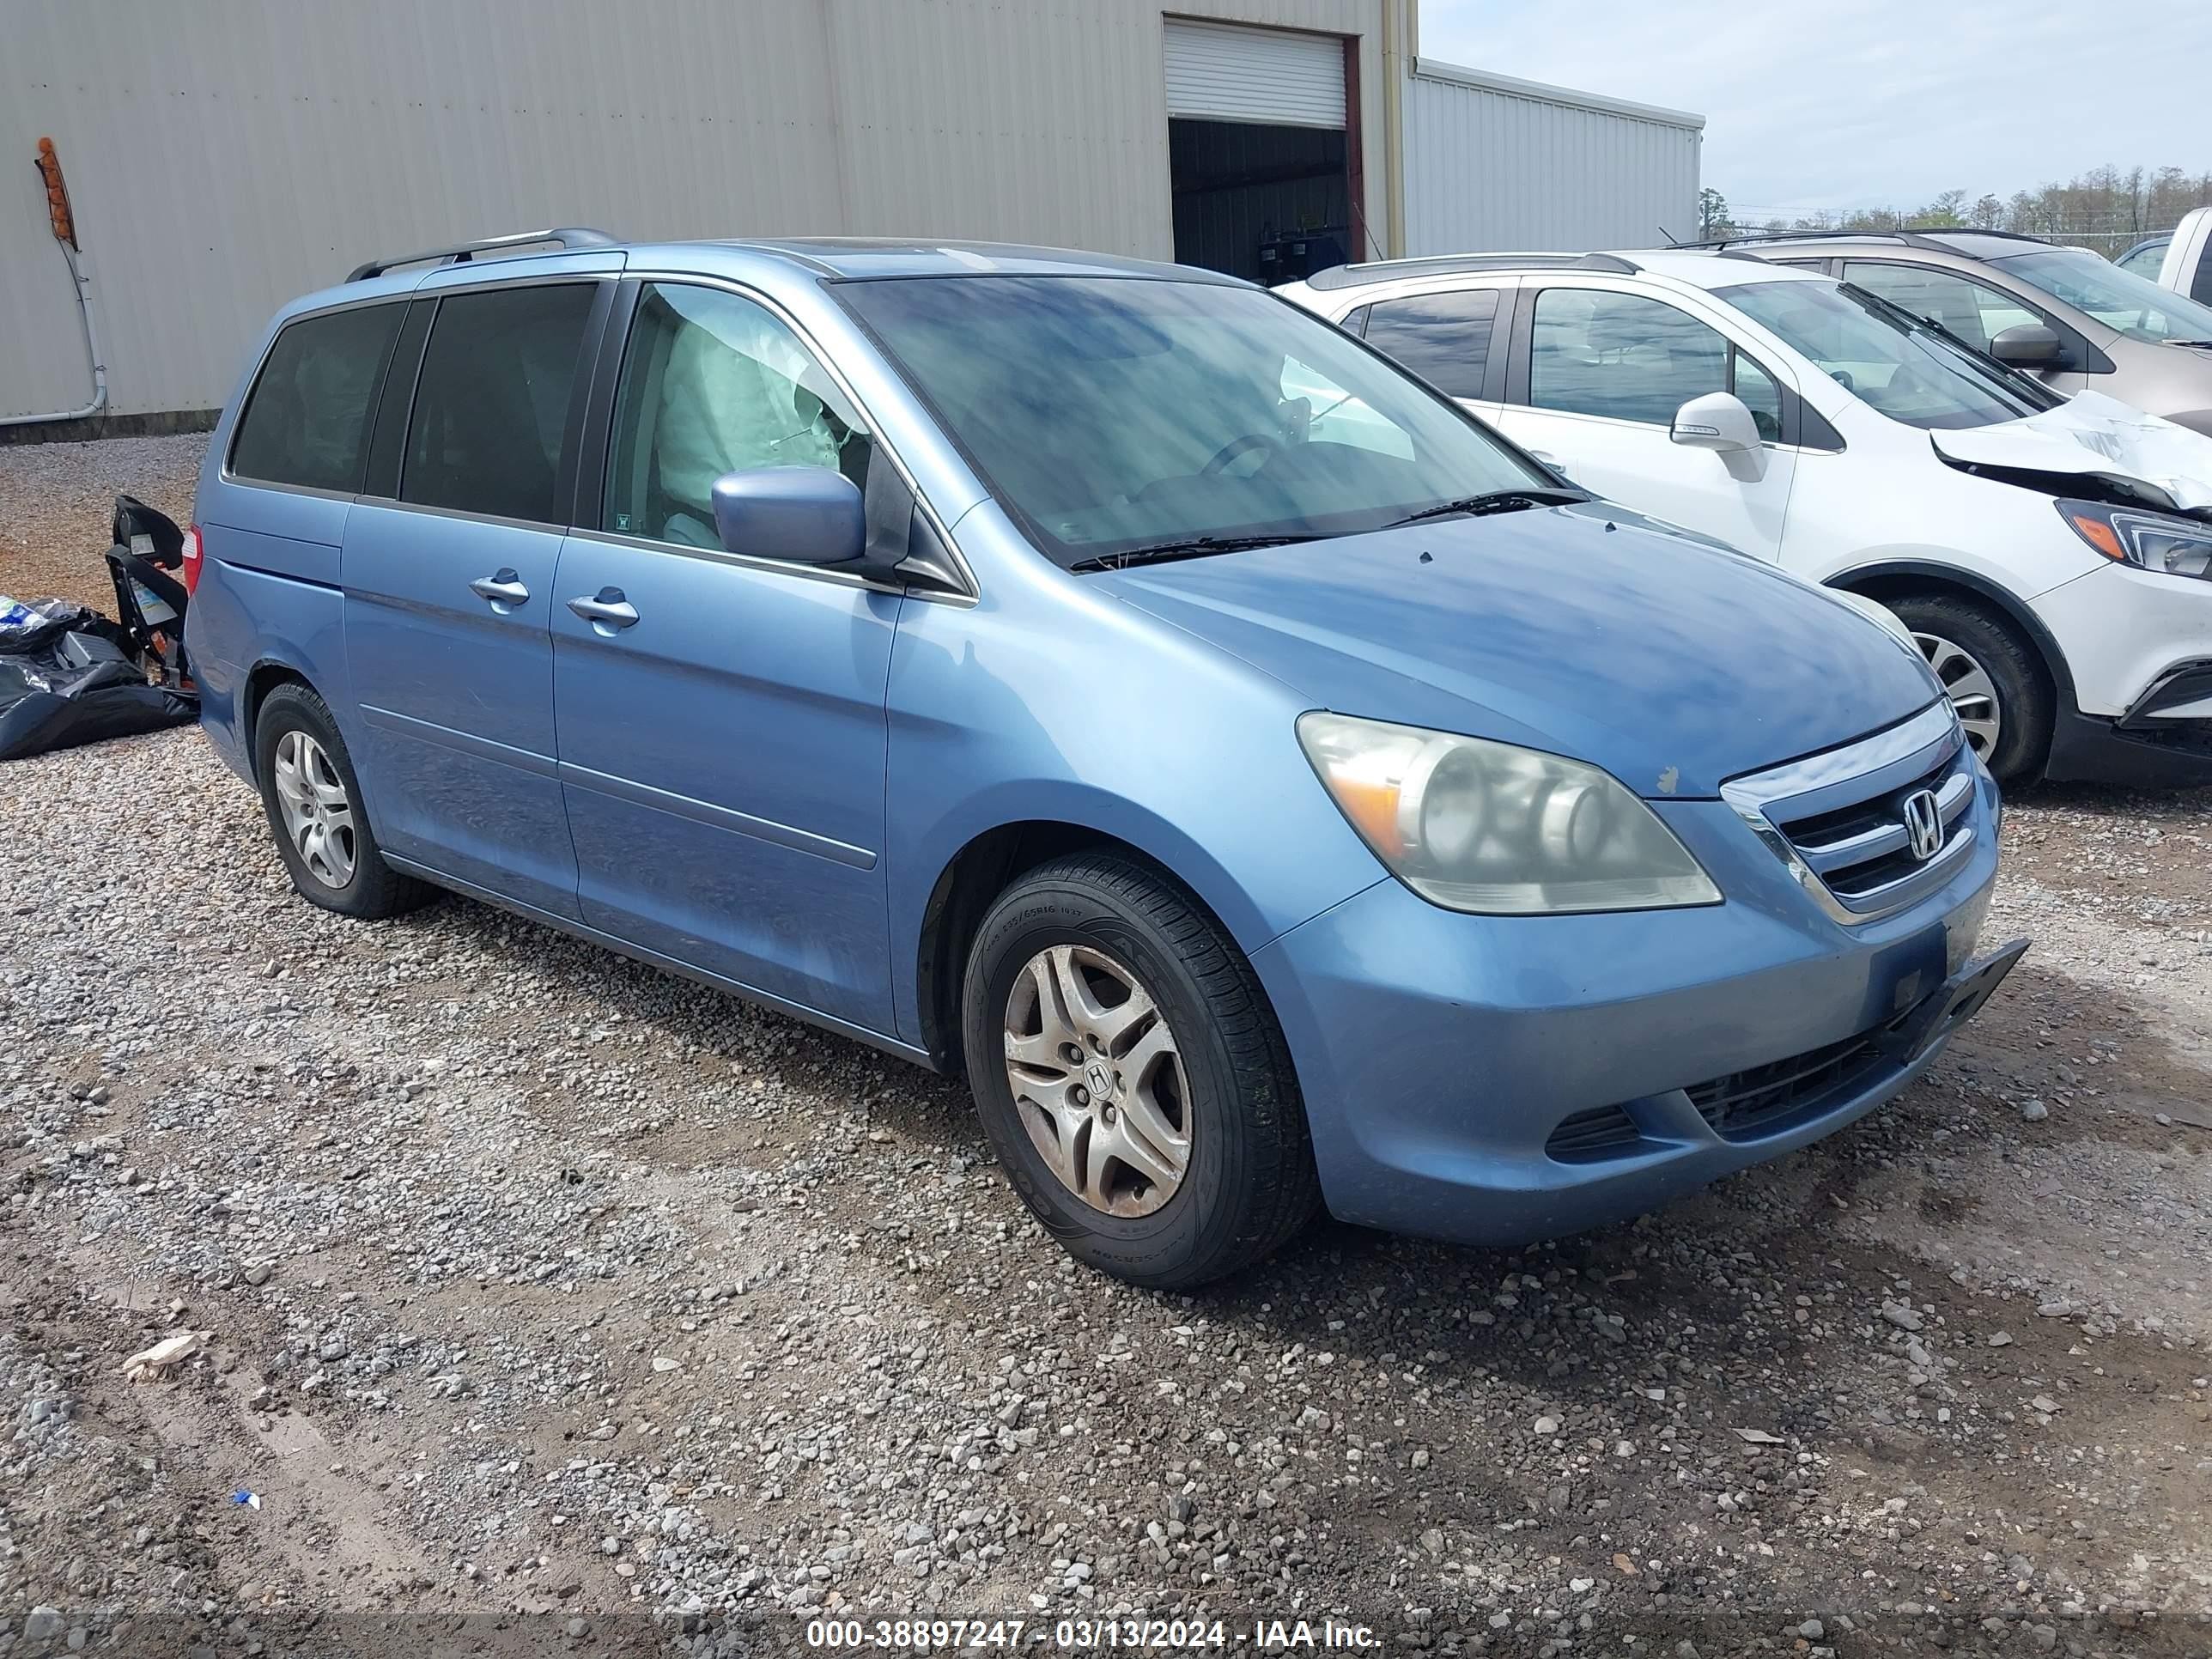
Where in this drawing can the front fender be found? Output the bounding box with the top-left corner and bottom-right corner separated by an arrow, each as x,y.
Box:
880,542 -> 1389,1048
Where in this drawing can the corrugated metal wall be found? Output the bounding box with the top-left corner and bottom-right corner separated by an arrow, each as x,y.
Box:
3,0 -> 1396,419
1403,59 -> 1702,258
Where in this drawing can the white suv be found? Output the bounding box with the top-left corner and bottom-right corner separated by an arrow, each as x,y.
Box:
1279,252 -> 2212,787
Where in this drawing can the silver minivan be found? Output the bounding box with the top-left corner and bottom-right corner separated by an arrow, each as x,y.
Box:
1721,228 -> 2212,436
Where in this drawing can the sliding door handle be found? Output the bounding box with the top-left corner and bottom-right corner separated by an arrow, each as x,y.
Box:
470,569 -> 530,609
568,588 -> 639,629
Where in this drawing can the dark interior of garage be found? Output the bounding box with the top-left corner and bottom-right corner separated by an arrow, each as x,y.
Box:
1170,118 -> 1352,285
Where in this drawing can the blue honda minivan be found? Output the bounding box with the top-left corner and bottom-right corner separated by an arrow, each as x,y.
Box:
184,231 -> 2023,1287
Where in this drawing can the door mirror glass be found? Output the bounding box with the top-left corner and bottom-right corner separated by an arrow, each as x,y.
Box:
1987,321 -> 2064,367
711,466 -> 866,566
1670,392 -> 1762,453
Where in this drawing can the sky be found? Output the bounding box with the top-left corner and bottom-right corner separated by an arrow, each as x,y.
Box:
1418,0 -> 2212,219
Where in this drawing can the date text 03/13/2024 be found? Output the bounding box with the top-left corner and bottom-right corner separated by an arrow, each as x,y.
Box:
804,1618 -> 1382,1650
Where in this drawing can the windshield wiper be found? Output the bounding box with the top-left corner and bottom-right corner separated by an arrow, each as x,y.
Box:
2164,338 -> 2212,349
1069,533 -> 1319,573
1380,487 -> 1589,530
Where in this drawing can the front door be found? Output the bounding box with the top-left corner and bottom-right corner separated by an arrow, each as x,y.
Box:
1488,283 -> 1797,560
550,280 -> 899,1033
343,275 -> 609,916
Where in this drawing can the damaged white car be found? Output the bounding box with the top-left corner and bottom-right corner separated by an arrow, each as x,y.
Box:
1282,252 -> 2212,786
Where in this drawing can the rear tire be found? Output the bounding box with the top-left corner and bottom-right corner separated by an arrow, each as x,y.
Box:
960,853 -> 1320,1290
253,684 -> 432,920
1884,592 -> 2051,783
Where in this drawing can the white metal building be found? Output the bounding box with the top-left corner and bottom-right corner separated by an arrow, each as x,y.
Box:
2,0 -> 1700,424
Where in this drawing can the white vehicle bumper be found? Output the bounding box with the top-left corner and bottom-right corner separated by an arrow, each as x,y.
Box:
2033,563 -> 2212,785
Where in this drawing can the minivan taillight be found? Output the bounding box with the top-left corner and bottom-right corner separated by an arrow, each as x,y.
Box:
182,524 -> 204,594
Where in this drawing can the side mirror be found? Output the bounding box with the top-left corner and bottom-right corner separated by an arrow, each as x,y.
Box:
1670,392 -> 1768,481
711,466 -> 866,567
1988,322 -> 2063,368
1670,392 -> 1762,454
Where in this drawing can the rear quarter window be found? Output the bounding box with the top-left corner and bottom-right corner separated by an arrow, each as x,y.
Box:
228,302 -> 405,493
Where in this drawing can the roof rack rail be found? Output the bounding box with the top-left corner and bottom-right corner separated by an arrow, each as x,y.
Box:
346,227 -> 618,283
1683,226 -> 2053,255
1305,250 -> 1638,291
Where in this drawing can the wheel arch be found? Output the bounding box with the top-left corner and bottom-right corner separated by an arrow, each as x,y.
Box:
1824,561 -> 2074,707
240,659 -> 319,782
914,820 -> 1247,1079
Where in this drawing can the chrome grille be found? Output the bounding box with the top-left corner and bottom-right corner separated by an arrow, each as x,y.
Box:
1723,703 -> 1978,925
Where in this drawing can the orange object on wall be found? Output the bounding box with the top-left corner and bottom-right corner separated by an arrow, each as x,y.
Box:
36,137 -> 77,249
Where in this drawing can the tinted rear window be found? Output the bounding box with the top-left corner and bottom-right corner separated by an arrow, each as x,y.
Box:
401,283 -> 598,523
1361,289 -> 1499,398
228,302 -> 404,492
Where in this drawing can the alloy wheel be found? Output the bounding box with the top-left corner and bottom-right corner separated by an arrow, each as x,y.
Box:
271,729 -> 358,890
1002,944 -> 1192,1218
1912,630 -> 2002,761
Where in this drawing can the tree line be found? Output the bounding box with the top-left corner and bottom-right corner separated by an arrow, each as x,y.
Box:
1698,166 -> 2212,252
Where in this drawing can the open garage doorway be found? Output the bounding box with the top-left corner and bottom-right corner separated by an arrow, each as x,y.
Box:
1163,20 -> 1361,286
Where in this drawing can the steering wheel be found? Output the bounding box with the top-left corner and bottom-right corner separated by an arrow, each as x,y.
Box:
1202,434 -> 1280,477
1828,368 -> 1856,393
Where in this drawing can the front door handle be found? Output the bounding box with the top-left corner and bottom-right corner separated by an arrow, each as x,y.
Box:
470,569 -> 531,610
568,588 -> 640,630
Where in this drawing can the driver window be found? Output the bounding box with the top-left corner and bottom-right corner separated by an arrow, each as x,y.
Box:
1529,289 -> 1733,426
606,283 -> 870,548
1730,350 -> 1784,441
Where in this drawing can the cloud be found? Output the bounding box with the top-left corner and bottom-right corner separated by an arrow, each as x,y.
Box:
1417,0 -> 2212,215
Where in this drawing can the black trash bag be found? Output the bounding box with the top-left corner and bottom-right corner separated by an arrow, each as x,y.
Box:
0,610 -> 196,763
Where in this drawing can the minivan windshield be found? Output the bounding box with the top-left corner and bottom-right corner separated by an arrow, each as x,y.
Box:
1990,247 -> 2212,344
1722,278 -> 2055,429
835,276 -> 1547,566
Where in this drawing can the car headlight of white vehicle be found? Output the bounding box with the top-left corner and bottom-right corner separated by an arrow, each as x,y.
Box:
1297,712 -> 1721,915
2059,500 -> 2212,580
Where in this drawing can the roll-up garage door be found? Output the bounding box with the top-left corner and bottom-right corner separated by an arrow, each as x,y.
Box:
1163,19 -> 1346,129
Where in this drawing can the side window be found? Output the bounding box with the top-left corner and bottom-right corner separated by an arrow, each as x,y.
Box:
1361,288 -> 1501,399
401,283 -> 599,524
606,283 -> 871,547
1528,289 -> 1730,426
2115,240 -> 2168,280
228,302 -> 404,492
1840,262 -> 2039,352
1340,304 -> 1370,337
1730,350 -> 1784,441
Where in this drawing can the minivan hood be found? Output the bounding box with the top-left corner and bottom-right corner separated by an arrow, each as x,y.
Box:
1928,390 -> 2212,514
1094,506 -> 1939,799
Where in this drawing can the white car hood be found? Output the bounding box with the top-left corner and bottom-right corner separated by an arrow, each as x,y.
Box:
1929,390 -> 2212,513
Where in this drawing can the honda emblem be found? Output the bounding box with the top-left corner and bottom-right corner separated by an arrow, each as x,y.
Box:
1901,789 -> 1944,861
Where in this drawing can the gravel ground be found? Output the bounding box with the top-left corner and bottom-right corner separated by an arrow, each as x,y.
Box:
0,434 -> 204,616
2,438 -> 2210,1658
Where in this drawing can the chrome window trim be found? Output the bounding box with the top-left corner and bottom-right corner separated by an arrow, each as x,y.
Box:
1721,701 -> 1975,926
559,526 -> 905,597
617,269 -> 981,606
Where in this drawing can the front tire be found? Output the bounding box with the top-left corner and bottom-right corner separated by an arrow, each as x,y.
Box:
1886,593 -> 2051,783
960,853 -> 1320,1289
253,684 -> 431,919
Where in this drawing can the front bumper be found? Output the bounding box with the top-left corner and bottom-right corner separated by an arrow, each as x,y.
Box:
1251,769 -> 2003,1247
2034,565 -> 2212,786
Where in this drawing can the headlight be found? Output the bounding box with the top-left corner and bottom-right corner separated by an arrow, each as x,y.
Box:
1297,712 -> 1722,915
2059,500 -> 2212,579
